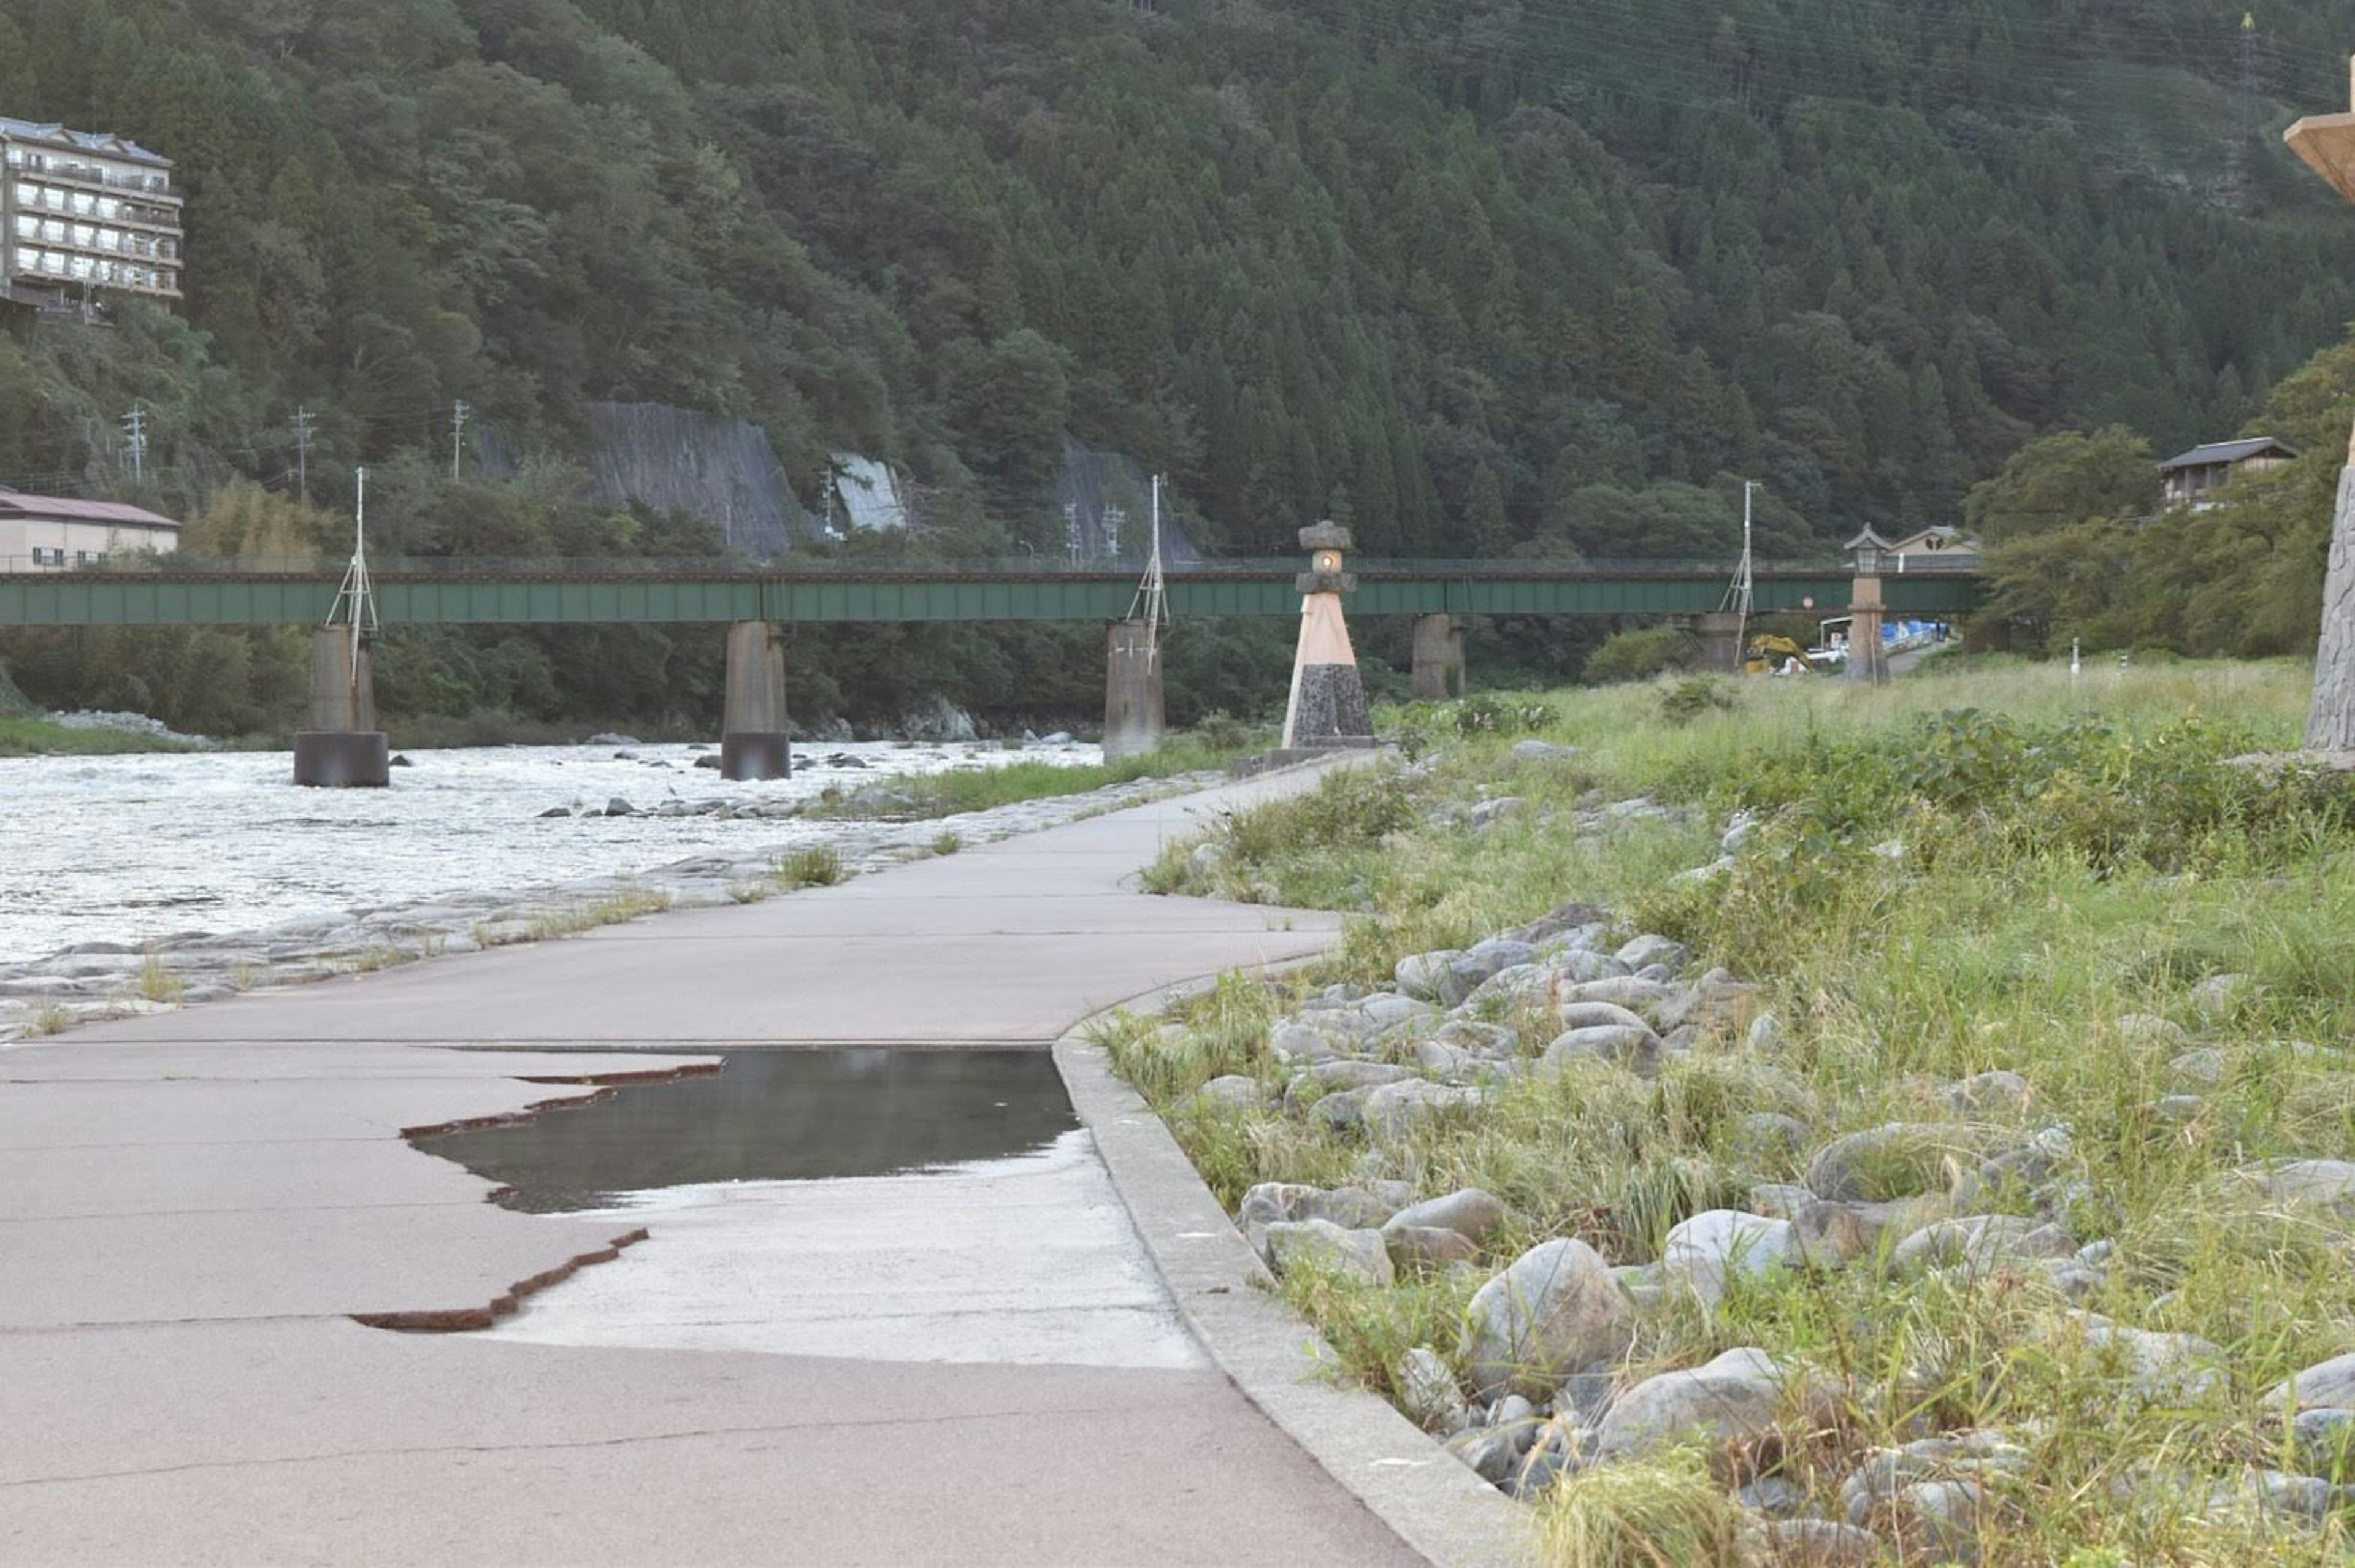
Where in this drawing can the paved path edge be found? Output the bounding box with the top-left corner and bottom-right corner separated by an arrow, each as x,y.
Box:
1054,977 -> 1529,1568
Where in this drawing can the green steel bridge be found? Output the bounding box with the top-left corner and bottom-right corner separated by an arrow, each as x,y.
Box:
0,557 -> 1980,627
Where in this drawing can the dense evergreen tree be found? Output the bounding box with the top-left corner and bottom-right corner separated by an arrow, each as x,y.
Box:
6,0 -> 2355,727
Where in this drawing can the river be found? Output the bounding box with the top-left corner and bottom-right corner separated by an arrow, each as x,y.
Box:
0,738 -> 1096,967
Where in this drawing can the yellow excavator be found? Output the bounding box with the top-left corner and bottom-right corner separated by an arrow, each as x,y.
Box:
1742,634 -> 1823,675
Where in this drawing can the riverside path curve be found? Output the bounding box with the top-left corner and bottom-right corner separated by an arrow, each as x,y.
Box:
0,763 -> 1431,1567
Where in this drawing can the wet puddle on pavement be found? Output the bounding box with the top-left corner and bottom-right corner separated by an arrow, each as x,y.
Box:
416,1049 -> 1206,1369
419,1049 -> 1077,1212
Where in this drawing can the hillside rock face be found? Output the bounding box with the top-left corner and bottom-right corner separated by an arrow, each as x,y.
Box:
586,402 -> 809,557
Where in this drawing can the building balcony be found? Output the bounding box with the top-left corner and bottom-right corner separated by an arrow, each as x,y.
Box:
9,160 -> 178,202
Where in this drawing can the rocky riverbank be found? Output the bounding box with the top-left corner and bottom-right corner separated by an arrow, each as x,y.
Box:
0,764 -> 1225,1045
1105,665 -> 2355,1564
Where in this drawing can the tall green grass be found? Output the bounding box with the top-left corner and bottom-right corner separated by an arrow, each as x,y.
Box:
1123,659 -> 2355,1564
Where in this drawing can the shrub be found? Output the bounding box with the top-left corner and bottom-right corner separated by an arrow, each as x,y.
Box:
1584,624 -> 1698,685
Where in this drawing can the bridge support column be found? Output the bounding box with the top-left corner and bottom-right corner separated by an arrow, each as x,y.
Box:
1103,619 -> 1165,763
1846,576 -> 1890,686
293,628 -> 389,787
1281,522 -> 1376,751
1409,613 -> 1466,700
721,621 -> 791,781
1694,611 -> 1745,675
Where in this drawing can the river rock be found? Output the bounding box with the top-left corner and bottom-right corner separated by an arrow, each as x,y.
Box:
1286,1060 -> 1414,1104
1262,1219 -> 1393,1287
2192,972 -> 2258,1018
2115,1012 -> 2188,1048
1465,1239 -> 1631,1399
1615,934 -> 1689,972
1444,1425 -> 1531,1484
1889,1215 -> 2074,1276
1394,1346 -> 1471,1431
1733,1111 -> 1813,1163
1595,1347 -> 1796,1464
1299,1184 -> 1405,1229
2266,1350 -> 2355,1412
1509,739 -> 1582,763
603,797 -> 637,816
538,805 -> 573,817
1382,1187 -> 1509,1244
1361,1079 -> 1481,1143
1555,999 -> 1653,1033
2289,1409 -> 2355,1477
1807,1123 -> 1980,1203
1661,1210 -> 1799,1306
2240,1158 -> 2355,1217
1943,1071 -> 2031,1119
1751,1519 -> 1886,1565
1237,1182 -> 1320,1233
1393,950 -> 1465,1003
1311,1088 -> 1369,1133
2056,1311 -> 2223,1401
1192,1074 -> 1262,1111
1542,1023 -> 1662,1076
1268,1020 -> 1346,1065
1745,1011 -> 1786,1054
1387,1225 -> 1482,1271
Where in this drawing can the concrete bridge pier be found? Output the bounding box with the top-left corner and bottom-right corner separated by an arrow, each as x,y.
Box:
721,621 -> 791,781
1409,613 -> 1466,700
293,627 -> 390,787
1694,611 -> 1745,675
1103,619 -> 1165,762
1846,576 -> 1891,686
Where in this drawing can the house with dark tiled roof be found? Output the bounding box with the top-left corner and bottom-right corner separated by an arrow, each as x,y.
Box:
2158,436 -> 2297,510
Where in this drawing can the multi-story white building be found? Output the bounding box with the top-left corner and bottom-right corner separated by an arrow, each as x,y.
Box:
0,488 -> 180,570
1,115 -> 183,309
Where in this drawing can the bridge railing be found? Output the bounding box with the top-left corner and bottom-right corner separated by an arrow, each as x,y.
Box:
0,553 -> 1977,579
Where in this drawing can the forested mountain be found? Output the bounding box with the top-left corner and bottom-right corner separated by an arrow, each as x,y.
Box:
5,0 -> 2355,727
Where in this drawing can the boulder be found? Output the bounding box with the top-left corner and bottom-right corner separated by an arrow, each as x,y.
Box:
1595,1347 -> 1796,1464
1464,1239 -> 1631,1399
1542,1023 -> 1663,1077
1393,950 -> 1465,1004
1298,1185 -> 1405,1230
1361,1079 -> 1480,1144
1383,1187 -> 1509,1244
1262,1219 -> 1393,1287
2166,1047 -> 2229,1087
2055,1311 -> 2223,1401
1750,1519 -> 1886,1566
604,796 -> 637,816
1733,1111 -> 1812,1163
1943,1071 -> 2031,1119
2289,1409 -> 2355,1478
1615,933 -> 1690,972
1806,1123 -> 1983,1203
2114,1013 -> 2188,1048
1555,1000 -> 1653,1033
1310,1088 -> 1369,1134
1394,1346 -> 1471,1431
1510,739 -> 1583,763
2192,972 -> 2258,1018
1192,1074 -> 1262,1111
1745,1011 -> 1786,1054
1285,1060 -> 1414,1105
2265,1350 -> 2355,1412
1387,1226 -> 1483,1272
1888,1215 -> 2074,1276
2241,1158 -> 2355,1217
1268,1020 -> 1346,1065
1661,1210 -> 1799,1307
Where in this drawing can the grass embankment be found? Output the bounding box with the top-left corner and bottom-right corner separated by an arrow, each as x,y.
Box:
0,716 -> 202,757
818,729 -> 1260,820
1105,659 -> 2355,1564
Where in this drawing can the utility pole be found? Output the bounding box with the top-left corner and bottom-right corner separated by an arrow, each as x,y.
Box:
450,399 -> 470,482
1720,479 -> 1756,650
292,406 -> 314,503
121,404 -> 146,485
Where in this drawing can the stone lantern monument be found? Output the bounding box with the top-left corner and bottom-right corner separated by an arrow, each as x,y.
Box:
1279,521 -> 1376,750
2285,62 -> 2355,749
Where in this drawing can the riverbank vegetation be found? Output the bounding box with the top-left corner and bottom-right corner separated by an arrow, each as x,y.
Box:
816,724 -> 1266,821
1106,662 -> 2355,1562
0,716 -> 203,757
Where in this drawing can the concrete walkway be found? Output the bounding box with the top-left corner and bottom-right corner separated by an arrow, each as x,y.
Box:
0,768 -> 1425,1567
